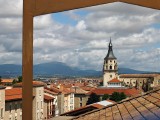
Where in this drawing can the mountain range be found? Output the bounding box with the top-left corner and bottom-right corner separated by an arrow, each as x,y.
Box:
0,62 -> 153,78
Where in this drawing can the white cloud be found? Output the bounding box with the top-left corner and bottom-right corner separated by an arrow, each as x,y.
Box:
76,20 -> 87,30
0,1 -> 160,72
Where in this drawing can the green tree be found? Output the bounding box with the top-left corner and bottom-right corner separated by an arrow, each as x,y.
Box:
99,82 -> 103,86
102,94 -> 109,100
18,76 -> 22,83
110,92 -> 127,102
120,92 -> 127,100
86,93 -> 100,105
12,79 -> 17,85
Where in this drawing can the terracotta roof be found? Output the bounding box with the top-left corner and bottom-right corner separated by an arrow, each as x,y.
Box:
44,89 -> 58,95
72,87 -> 160,120
1,79 -> 13,83
71,87 -> 88,94
87,88 -> 140,96
108,78 -> 121,83
5,88 -> 22,101
13,81 -> 46,87
62,88 -> 72,94
119,74 -> 160,78
80,86 -> 96,91
45,87 -> 61,94
44,95 -> 54,100
91,104 -> 104,109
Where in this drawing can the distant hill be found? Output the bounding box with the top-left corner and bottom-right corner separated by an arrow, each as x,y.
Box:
34,62 -> 101,77
0,62 -> 154,77
118,68 -> 147,74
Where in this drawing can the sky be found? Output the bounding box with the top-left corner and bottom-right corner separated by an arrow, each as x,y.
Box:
0,0 -> 160,72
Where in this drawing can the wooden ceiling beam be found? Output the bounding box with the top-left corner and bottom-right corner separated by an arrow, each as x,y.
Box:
33,0 -> 160,16
120,0 -> 160,10
34,0 -> 116,16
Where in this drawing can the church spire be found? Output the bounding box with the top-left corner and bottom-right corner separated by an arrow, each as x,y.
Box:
109,37 -> 112,47
104,38 -> 116,60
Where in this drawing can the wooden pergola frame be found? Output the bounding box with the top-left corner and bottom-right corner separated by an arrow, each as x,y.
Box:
22,0 -> 160,119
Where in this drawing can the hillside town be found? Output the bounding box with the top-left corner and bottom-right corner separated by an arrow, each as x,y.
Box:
0,40 -> 159,120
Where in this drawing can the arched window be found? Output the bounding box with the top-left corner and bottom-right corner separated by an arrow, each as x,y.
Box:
110,75 -> 112,78
110,65 -> 112,70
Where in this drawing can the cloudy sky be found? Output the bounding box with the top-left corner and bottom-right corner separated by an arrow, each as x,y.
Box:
0,1 -> 160,72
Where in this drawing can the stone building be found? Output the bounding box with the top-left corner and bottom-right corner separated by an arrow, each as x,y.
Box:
2,81 -> 56,120
119,74 -> 160,89
71,87 -> 88,109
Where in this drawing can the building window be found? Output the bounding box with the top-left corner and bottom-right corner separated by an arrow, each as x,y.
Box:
9,105 -> 11,113
80,97 -> 82,102
110,65 -> 112,70
39,90 -> 41,96
15,104 -> 17,111
110,75 -> 112,78
1,108 -> 3,118
20,103 -> 22,111
41,101 -> 43,109
37,102 -> 39,109
80,103 -> 82,107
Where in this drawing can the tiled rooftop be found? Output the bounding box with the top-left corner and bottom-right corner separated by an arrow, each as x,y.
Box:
119,74 -> 160,78
44,95 -> 54,100
13,81 -> 46,87
87,88 -> 140,96
1,79 -> 14,83
5,88 -> 22,101
71,87 -> 160,120
71,87 -> 88,94
108,78 -> 121,83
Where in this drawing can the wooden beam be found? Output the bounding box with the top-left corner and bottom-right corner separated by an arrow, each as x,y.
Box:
34,0 -> 160,16
34,0 -> 116,16
120,0 -> 160,10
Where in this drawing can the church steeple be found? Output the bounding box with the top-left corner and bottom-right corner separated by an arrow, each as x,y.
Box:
103,38 -> 118,87
104,38 -> 116,60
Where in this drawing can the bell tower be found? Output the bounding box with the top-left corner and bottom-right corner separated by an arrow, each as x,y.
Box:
103,38 -> 118,86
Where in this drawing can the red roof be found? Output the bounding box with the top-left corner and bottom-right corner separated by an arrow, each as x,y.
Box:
44,89 -> 58,95
5,88 -> 22,101
87,88 -> 140,96
1,79 -> 13,83
108,78 -> 121,83
45,87 -> 61,93
119,74 -> 160,78
44,95 -> 54,100
13,81 -> 46,87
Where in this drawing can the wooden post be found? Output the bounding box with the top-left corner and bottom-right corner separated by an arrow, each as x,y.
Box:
22,0 -> 34,119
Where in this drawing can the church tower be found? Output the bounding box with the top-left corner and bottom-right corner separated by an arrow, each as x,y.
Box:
103,38 -> 118,86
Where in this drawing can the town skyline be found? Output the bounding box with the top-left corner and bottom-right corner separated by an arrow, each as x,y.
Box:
0,1 -> 160,72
